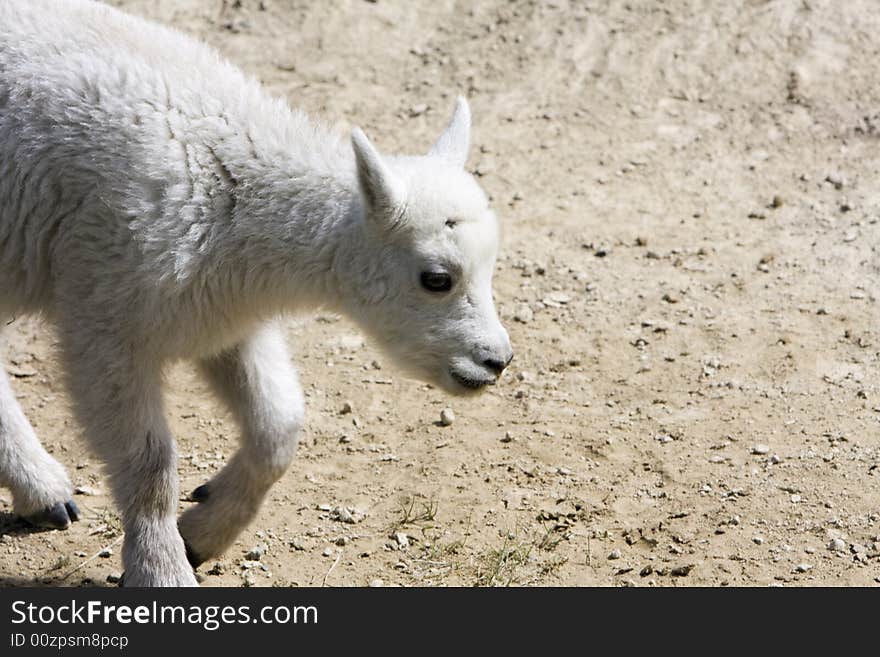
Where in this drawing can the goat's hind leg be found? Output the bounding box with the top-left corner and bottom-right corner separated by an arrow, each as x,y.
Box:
179,323 -> 303,566
0,335 -> 78,529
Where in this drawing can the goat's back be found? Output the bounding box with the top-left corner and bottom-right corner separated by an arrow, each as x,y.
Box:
0,0 -> 302,312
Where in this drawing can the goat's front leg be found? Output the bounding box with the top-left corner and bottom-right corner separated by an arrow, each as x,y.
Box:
61,336 -> 196,587
179,323 -> 303,567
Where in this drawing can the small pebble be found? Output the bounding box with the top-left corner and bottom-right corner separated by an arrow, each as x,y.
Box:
106,572 -> 122,584
245,544 -> 267,561
369,578 -> 384,587
608,549 -> 622,560
751,444 -> 770,455
545,291 -> 571,305
828,538 -> 846,552
513,303 -> 534,324
825,172 -> 846,189
753,536 -> 764,545
330,506 -> 364,524
332,506 -> 354,523
794,563 -> 812,573
98,548 -> 112,558
500,431 -> 514,443
439,408 -> 455,426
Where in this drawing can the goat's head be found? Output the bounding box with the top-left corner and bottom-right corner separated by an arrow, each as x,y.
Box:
346,98 -> 513,395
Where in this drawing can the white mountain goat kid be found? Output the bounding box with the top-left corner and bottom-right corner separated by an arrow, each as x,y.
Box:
0,0 -> 512,586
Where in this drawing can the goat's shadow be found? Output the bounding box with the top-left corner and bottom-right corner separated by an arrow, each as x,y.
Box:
0,510 -> 106,588
0,509 -> 52,536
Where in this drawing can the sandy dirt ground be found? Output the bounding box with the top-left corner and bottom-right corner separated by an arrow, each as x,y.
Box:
2,0 -> 879,587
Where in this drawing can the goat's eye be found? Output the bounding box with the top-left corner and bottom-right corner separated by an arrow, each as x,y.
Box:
420,271 -> 453,293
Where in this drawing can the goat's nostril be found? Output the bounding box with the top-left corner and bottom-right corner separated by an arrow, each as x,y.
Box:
483,357 -> 508,375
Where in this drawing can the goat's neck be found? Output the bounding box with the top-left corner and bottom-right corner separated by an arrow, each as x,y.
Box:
227,155 -> 365,317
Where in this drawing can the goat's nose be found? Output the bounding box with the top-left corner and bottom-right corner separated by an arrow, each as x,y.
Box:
483,352 -> 513,376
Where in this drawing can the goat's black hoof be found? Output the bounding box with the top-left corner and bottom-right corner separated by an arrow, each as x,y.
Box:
190,484 -> 210,503
184,541 -> 205,569
117,572 -> 125,587
65,500 -> 80,522
25,500 -> 79,530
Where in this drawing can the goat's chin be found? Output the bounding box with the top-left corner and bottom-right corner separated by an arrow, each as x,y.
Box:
374,347 -> 496,396
445,380 -> 492,397
441,369 -> 496,396
395,365 -> 494,396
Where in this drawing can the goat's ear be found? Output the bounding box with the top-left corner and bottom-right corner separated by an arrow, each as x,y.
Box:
428,96 -> 471,168
351,127 -> 404,219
